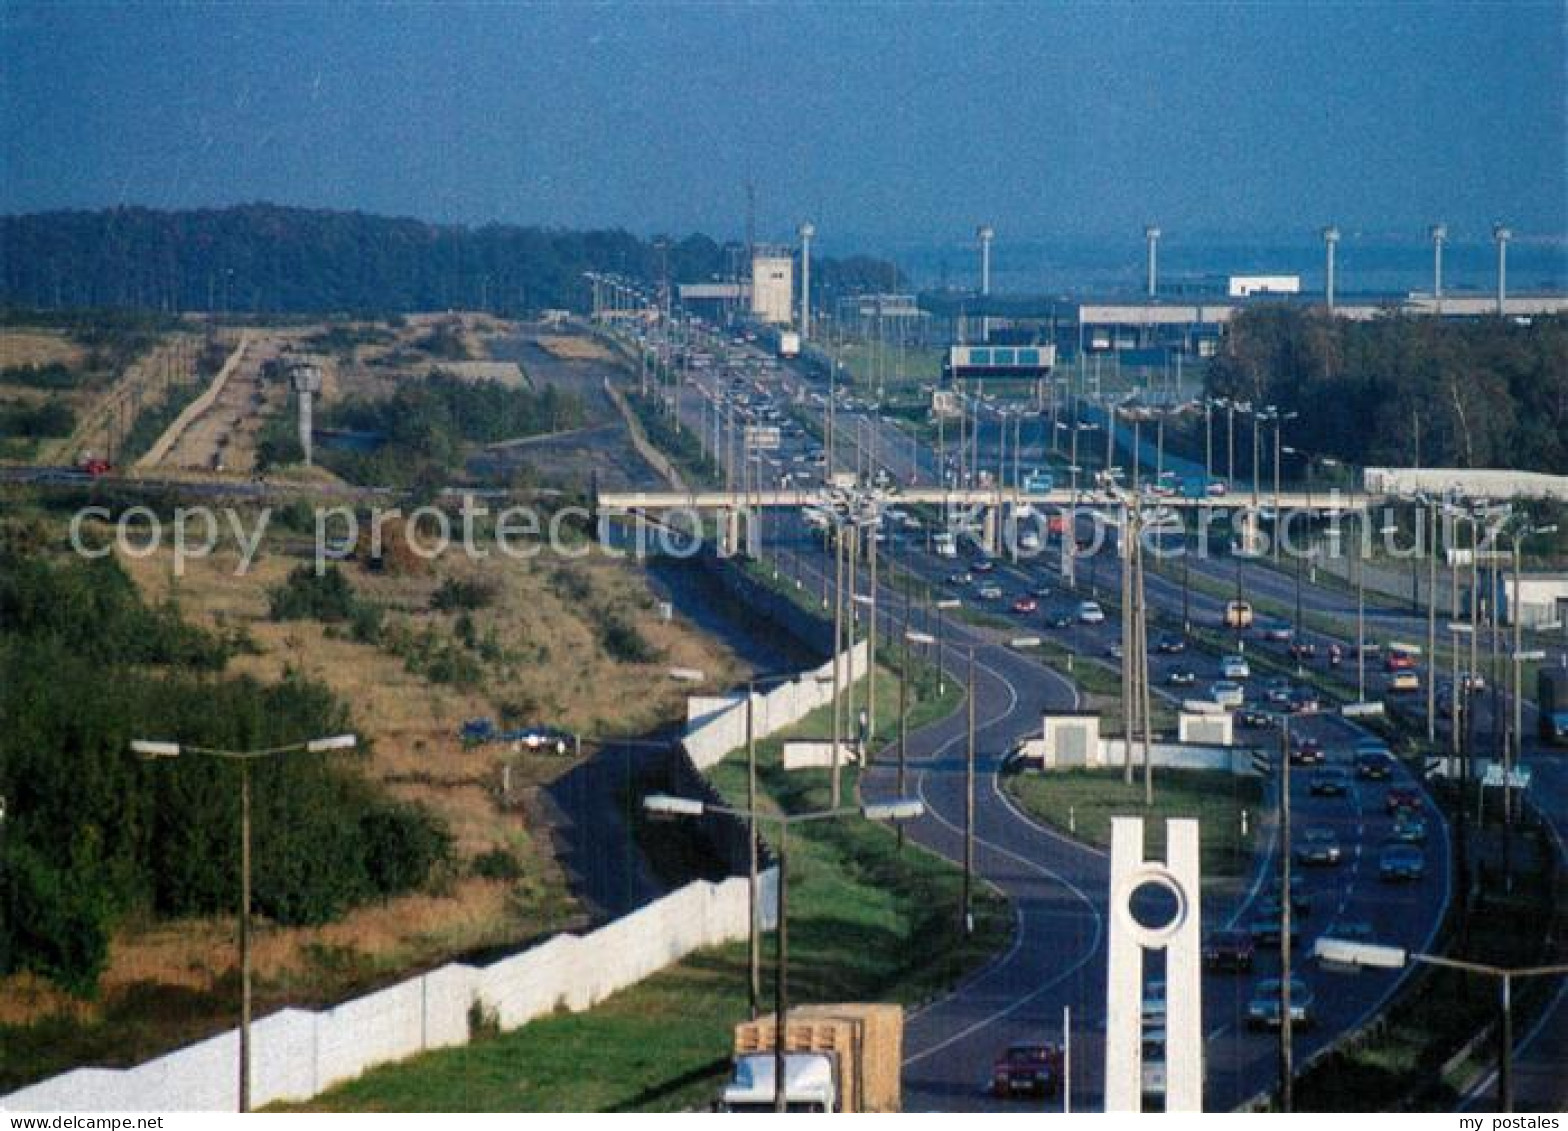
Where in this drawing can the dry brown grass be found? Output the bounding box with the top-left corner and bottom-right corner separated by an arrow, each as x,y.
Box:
534,334 -> 612,362
10,526 -> 742,1037
0,328 -> 83,370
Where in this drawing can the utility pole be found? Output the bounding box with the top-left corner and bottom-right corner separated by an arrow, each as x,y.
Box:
963,646 -> 976,937
1278,715 -> 1294,1113
831,523 -> 845,808
746,679 -> 760,1018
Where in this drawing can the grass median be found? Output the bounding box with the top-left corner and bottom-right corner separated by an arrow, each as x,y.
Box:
1003,767 -> 1263,880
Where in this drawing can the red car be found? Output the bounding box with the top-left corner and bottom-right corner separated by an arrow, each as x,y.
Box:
1011,595 -> 1039,615
1385,785 -> 1423,815
991,1042 -> 1063,1098
1385,651 -> 1417,672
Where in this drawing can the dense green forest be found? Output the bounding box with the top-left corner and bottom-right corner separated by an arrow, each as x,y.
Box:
0,549 -> 450,994
0,204 -> 903,315
1204,307 -> 1568,473
309,371 -> 586,487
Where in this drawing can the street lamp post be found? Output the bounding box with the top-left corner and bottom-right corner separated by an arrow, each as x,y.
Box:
132,733 -> 358,1113
643,793 -> 923,1111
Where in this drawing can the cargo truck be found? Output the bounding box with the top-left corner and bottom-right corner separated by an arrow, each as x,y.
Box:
721,1003 -> 903,1112
1539,668 -> 1568,745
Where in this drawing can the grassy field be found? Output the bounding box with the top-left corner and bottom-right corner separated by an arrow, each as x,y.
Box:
1004,768 -> 1262,879
287,681 -> 1008,1112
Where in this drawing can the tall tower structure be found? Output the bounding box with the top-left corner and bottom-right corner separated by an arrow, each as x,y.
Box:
1145,225 -> 1161,298
1429,223 -> 1447,312
977,224 -> 995,342
798,222 -> 815,339
1322,226 -> 1341,311
1493,223 -> 1512,315
289,362 -> 322,467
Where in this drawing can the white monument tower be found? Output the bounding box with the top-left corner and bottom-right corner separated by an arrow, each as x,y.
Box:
1104,816 -> 1204,1112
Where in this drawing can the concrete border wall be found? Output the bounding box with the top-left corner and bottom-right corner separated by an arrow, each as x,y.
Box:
3,870 -> 774,1112
134,332 -> 251,469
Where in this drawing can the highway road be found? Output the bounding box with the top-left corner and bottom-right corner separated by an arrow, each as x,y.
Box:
655,328 -> 1453,1110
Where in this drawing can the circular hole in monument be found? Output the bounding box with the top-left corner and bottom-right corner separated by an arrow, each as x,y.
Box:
1129,878 -> 1182,933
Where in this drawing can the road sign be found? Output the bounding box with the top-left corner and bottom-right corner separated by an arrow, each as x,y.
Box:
1482,764 -> 1531,790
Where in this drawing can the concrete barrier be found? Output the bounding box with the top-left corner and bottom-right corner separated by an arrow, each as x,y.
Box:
133,332 -> 251,469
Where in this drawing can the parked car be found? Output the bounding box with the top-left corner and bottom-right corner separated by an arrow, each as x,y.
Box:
1211,680 -> 1246,709
1221,654 -> 1251,680
1166,668 -> 1197,687
1247,977 -> 1314,1028
1296,827 -> 1343,866
1011,595 -> 1039,615
990,1042 -> 1063,1098
1379,843 -> 1426,881
1077,600 -> 1106,625
1203,929 -> 1257,973
1309,767 -> 1352,797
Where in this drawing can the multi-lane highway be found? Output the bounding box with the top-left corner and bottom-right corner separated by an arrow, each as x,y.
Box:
649,326 -> 1458,1111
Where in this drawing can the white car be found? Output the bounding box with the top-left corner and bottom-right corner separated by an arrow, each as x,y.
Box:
1221,655 -> 1251,680
978,583 -> 1004,601
1210,681 -> 1246,709
1077,600 -> 1106,625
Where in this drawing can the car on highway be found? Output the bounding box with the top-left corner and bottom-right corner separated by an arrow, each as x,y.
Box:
1156,633 -> 1187,654
1389,812 -> 1428,844
1047,612 -> 1074,629
1076,600 -> 1106,624
1011,595 -> 1039,615
947,571 -> 973,586
1264,678 -> 1294,706
990,1042 -> 1063,1098
1263,878 -> 1312,915
1142,980 -> 1167,1025
1221,654 -> 1251,680
1295,827 -> 1343,866
1261,622 -> 1295,643
1355,750 -> 1394,780
1289,690 -> 1323,715
1107,643 -> 1125,660
1030,582 -> 1053,597
1166,668 -> 1197,687
1224,600 -> 1254,629
1203,929 -> 1256,973
1379,843 -> 1426,881
1388,670 -> 1421,693
1247,977 -> 1314,1029
972,557 -> 996,573
1210,680 -> 1245,709
1289,736 -> 1325,765
1384,650 -> 1418,672
1289,639 -> 1318,660
1308,767 -> 1352,797
1237,705 -> 1275,729
978,583 -> 1004,601
1385,785 -> 1423,815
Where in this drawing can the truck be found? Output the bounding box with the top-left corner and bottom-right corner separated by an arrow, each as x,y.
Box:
778,330 -> 802,359
1539,668 -> 1568,745
721,1003 -> 903,1112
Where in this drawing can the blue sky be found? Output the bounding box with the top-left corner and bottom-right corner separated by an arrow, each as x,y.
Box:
2,1 -> 1563,249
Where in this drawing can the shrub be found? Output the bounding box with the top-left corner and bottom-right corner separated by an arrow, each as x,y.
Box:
471,846 -> 524,882
268,564 -> 357,622
431,576 -> 496,612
